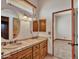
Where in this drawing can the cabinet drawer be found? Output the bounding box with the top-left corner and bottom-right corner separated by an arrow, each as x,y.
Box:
43,40 -> 47,45
20,52 -> 32,59
3,56 -> 12,59
40,40 -> 47,48
33,55 -> 40,59
22,48 -> 32,54
33,44 -> 40,51
33,50 -> 39,56
18,47 -> 32,56
4,54 -> 18,59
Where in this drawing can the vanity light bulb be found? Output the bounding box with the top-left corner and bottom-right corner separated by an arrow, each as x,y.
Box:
33,18 -> 37,20
28,18 -> 32,21
23,16 -> 28,19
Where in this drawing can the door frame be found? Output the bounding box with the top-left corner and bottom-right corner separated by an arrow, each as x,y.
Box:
52,0 -> 75,59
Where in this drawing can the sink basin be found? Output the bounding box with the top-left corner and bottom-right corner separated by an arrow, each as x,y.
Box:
11,42 -> 22,45
2,43 -> 22,49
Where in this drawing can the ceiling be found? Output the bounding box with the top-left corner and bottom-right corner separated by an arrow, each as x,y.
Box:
1,0 -> 35,17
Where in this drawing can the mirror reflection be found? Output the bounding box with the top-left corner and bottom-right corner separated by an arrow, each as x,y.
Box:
1,16 -> 9,40
13,18 -> 20,38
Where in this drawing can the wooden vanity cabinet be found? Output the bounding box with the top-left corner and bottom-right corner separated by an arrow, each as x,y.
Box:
33,44 -> 40,59
3,40 -> 48,59
17,48 -> 32,59
4,48 -> 32,59
40,40 -> 48,59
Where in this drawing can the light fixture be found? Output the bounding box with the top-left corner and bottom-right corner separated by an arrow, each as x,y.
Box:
28,17 -> 32,21
23,16 -> 28,20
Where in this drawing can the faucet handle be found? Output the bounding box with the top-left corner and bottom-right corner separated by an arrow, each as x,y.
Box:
1,42 -> 6,46
14,40 -> 17,43
1,52 -> 4,55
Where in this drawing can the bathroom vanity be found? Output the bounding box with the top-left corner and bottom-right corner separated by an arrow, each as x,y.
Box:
2,37 -> 48,59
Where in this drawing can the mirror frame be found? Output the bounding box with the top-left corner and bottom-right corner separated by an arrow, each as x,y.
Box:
13,18 -> 20,38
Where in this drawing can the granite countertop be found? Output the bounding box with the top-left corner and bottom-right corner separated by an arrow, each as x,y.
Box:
1,37 -> 48,58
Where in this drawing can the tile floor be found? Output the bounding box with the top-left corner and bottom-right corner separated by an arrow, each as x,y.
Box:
45,40 -> 72,59
44,55 -> 59,59
54,40 -> 72,59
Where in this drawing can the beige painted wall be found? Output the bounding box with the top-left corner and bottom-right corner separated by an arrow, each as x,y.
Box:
38,0 -> 78,55
54,13 -> 72,40
1,8 -> 31,40
1,0 -> 39,41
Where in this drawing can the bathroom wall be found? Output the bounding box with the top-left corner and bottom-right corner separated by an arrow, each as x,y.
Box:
1,0 -> 39,41
1,8 -> 32,41
38,0 -> 78,55
1,8 -> 17,41
54,13 -> 72,40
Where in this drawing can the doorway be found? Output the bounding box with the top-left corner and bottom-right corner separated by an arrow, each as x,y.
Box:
52,9 -> 75,59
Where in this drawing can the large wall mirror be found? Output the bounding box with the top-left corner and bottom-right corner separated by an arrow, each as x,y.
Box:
13,18 -> 20,38
1,16 -> 9,40
1,16 -> 20,39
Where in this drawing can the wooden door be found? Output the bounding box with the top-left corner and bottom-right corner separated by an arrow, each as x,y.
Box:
52,8 -> 75,59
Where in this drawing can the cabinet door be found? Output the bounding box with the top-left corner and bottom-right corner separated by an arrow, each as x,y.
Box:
21,53 -> 32,59
40,40 -> 48,59
40,43 -> 44,59
33,50 -> 40,59
33,44 -> 40,59
43,46 -> 47,57
33,55 -> 40,59
43,41 -> 48,57
4,55 -> 17,59
33,20 -> 38,32
21,55 -> 32,59
18,48 -> 32,59
40,49 -> 44,59
39,20 -> 46,32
